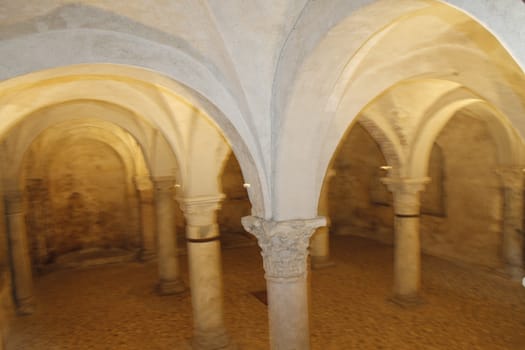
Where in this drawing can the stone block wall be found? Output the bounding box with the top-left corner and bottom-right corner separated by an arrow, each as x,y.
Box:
24,139 -> 141,268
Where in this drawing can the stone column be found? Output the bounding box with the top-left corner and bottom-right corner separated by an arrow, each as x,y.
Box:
242,216 -> 326,350
496,167 -> 524,280
178,195 -> 234,350
25,178 -> 48,269
4,190 -> 34,315
135,176 -> 156,261
381,177 -> 429,306
154,177 -> 185,295
310,169 -> 336,269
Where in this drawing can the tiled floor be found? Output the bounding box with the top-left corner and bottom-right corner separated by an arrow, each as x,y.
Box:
7,235 -> 525,349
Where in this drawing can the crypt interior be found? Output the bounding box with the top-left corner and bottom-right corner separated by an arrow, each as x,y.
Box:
0,1 -> 525,349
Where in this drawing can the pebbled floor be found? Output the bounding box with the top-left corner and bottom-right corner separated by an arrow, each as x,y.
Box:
7,235 -> 525,349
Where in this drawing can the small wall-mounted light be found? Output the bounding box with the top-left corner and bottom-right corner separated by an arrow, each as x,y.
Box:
243,183 -> 251,188
380,166 -> 392,170
174,184 -> 181,188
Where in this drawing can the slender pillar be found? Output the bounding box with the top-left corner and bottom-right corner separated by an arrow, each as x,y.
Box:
242,216 -> 326,350
135,176 -> 156,261
179,195 -> 234,350
310,169 -> 336,269
5,190 -> 34,315
25,178 -> 48,269
496,167 -> 524,280
381,177 -> 429,306
154,177 -> 185,294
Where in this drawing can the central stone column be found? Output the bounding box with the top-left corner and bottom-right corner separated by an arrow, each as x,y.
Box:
4,190 -> 34,315
178,195 -> 234,350
381,177 -> 429,305
496,167 -> 524,279
310,169 -> 336,269
242,216 -> 326,350
154,177 -> 185,294
135,176 -> 156,261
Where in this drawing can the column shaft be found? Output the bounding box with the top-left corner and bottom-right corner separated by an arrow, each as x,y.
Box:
393,215 -> 420,297
180,196 -> 233,350
139,192 -> 156,260
242,216 -> 325,350
5,191 -> 34,315
497,167 -> 524,279
382,177 -> 428,304
155,178 -> 184,294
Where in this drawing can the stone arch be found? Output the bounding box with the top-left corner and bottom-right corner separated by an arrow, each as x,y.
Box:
273,0 -> 525,220
0,65 -> 267,216
410,89 -> 522,178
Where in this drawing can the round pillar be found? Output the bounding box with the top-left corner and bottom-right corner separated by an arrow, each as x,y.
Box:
242,216 -> 326,350
135,176 -> 156,261
4,190 -> 34,315
179,195 -> 234,350
154,177 -> 185,295
496,167 -> 524,280
382,177 -> 429,306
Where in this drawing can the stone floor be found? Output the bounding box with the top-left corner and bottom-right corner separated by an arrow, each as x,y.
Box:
6,235 -> 525,349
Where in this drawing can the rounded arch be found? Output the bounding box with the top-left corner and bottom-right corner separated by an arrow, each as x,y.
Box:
411,97 -> 523,178
2,101 -> 174,190
273,0 -> 525,220
0,65 -> 268,216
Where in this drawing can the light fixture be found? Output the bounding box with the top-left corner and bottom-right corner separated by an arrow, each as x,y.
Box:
174,184 -> 181,188
243,183 -> 251,188
380,165 -> 392,170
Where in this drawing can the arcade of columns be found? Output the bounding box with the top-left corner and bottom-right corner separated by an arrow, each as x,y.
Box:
0,2 -> 525,349
3,164 -> 523,350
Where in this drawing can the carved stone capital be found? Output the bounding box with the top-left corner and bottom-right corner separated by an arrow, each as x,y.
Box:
177,195 -> 225,226
241,216 -> 326,280
134,175 -> 153,191
381,177 -> 429,215
153,176 -> 176,194
495,167 -> 523,192
137,188 -> 154,204
4,190 -> 24,215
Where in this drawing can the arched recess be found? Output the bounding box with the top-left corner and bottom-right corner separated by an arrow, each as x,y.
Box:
19,120 -> 150,268
0,65 -> 266,216
273,0 -> 525,220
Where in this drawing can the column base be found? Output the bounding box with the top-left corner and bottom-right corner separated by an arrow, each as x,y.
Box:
16,297 -> 35,316
158,279 -> 186,295
189,329 -> 237,350
388,294 -> 425,309
311,256 -> 335,270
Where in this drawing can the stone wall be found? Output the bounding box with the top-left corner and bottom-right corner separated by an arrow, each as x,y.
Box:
25,139 -> 141,268
329,114 -> 507,269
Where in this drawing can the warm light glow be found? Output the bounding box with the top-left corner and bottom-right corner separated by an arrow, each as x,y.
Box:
243,183 -> 251,188
380,165 -> 392,170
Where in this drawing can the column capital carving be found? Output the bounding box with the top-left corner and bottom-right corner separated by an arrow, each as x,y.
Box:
495,167 -> 523,191
153,176 -> 176,193
381,177 -> 430,215
134,175 -> 153,191
177,195 -> 225,226
241,216 -> 326,280
137,188 -> 154,203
